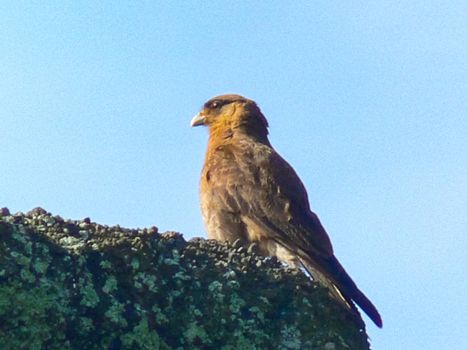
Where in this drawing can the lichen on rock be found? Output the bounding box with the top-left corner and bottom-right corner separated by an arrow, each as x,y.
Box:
0,207 -> 370,349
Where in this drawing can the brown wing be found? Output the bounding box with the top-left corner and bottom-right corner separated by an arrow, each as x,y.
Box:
261,149 -> 334,258
203,140 -> 333,260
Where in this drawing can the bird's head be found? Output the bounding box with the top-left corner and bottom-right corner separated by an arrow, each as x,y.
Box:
191,94 -> 269,140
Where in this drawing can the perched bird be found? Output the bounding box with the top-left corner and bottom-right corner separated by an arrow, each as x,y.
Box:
191,94 -> 382,328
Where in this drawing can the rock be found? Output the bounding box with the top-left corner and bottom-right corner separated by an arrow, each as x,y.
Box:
0,209 -> 370,350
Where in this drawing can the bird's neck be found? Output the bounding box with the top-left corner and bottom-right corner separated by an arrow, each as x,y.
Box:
207,124 -> 271,150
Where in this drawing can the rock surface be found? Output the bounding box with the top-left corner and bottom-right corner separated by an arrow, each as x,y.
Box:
0,207 -> 370,349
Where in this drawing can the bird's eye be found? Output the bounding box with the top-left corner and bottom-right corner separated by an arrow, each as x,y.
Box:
211,101 -> 221,109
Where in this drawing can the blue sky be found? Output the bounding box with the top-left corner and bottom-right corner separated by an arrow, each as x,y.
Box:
1,2 -> 466,349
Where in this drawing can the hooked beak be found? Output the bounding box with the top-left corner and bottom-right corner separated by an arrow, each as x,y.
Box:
190,112 -> 206,127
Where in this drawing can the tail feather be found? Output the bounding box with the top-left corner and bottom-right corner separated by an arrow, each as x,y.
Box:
299,255 -> 383,328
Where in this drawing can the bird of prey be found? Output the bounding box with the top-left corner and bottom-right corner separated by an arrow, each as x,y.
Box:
191,94 -> 382,328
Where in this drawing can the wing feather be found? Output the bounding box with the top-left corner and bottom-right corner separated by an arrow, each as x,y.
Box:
206,141 -> 333,259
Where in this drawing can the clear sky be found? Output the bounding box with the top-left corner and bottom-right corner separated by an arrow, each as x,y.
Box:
1,2 -> 466,349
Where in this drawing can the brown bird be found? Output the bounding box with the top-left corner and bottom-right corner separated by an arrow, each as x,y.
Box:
191,94 -> 382,328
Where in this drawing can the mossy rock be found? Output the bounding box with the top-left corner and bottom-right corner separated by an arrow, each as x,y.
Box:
0,208 -> 370,350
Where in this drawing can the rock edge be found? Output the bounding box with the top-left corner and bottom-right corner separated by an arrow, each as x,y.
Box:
0,207 -> 370,350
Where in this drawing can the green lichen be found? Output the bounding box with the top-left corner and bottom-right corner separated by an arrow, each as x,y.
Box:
79,317 -> 95,332
99,259 -> 112,269
33,258 -> 50,274
131,257 -> 140,270
102,275 -> 118,294
280,325 -> 303,349
0,210 -> 371,350
120,316 -> 170,349
80,280 -> 100,307
183,321 -> 210,344
104,301 -> 127,327
228,292 -> 246,314
152,305 -> 169,324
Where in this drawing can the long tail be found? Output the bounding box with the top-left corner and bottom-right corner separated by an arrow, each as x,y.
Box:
299,255 -> 383,328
